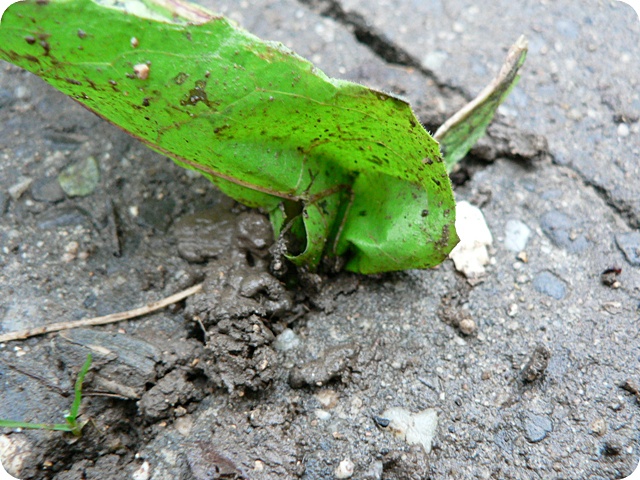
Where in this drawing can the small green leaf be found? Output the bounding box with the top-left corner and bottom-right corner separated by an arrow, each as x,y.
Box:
0,0 -> 459,273
65,353 -> 92,434
435,36 -> 528,172
0,420 -> 73,432
0,354 -> 91,436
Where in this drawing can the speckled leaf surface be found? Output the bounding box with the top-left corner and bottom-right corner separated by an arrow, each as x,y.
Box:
0,0 -> 458,273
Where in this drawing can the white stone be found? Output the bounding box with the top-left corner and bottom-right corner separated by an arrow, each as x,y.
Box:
8,178 -> 33,201
314,409 -> 331,421
449,201 -> 493,277
335,459 -> 355,479
274,328 -> 301,352
617,123 -> 630,137
132,460 -> 151,480
381,407 -> 438,454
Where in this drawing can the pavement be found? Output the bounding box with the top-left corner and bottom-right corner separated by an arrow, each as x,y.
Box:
0,0 -> 639,479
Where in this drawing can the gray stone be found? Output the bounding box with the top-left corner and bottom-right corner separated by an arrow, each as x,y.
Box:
540,210 -> 589,253
504,219 -> 531,252
524,413 -> 553,443
36,206 -> 91,229
615,232 -> 640,266
533,271 -> 567,300
30,177 -> 65,203
58,156 -> 100,197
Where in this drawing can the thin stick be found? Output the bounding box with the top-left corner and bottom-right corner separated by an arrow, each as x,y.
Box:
0,283 -> 203,343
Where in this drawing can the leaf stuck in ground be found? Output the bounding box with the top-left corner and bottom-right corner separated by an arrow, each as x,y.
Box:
0,354 -> 92,436
0,0 -> 458,273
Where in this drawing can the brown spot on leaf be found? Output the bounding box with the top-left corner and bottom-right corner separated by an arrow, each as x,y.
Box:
39,40 -> 50,55
77,29 -> 86,39
25,36 -> 36,45
174,72 -> 189,85
180,80 -> 211,107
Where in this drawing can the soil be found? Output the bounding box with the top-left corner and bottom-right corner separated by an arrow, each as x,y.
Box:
1,1 -> 639,479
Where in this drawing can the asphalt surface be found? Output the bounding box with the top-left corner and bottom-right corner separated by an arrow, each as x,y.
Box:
0,0 -> 639,479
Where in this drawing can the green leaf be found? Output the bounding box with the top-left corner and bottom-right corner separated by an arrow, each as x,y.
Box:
0,353 -> 91,436
434,36 -> 528,173
0,0 -> 458,273
0,419 -> 73,432
65,353 -> 92,435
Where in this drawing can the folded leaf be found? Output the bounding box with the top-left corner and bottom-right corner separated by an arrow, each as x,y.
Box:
435,36 -> 528,172
0,0 -> 458,273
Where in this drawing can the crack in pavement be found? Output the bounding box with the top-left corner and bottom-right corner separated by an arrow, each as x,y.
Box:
552,156 -> 640,231
296,0 -> 470,99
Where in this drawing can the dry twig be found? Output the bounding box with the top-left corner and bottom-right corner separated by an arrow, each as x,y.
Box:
0,283 -> 203,343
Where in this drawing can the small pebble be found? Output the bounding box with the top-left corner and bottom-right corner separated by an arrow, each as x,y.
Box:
523,413 -> 553,443
9,177 -> 33,200
335,459 -> 354,479
540,210 -> 588,253
58,156 -> 100,197
373,416 -> 390,428
14,85 -> 28,100
65,241 -> 79,255
459,318 -> 477,335
61,241 -> 79,262
504,220 -> 531,252
533,271 -> 567,300
274,328 -> 301,352
314,409 -> 331,421
590,417 -> 607,436
617,123 -> 630,137
30,177 -> 65,203
316,389 -> 339,409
